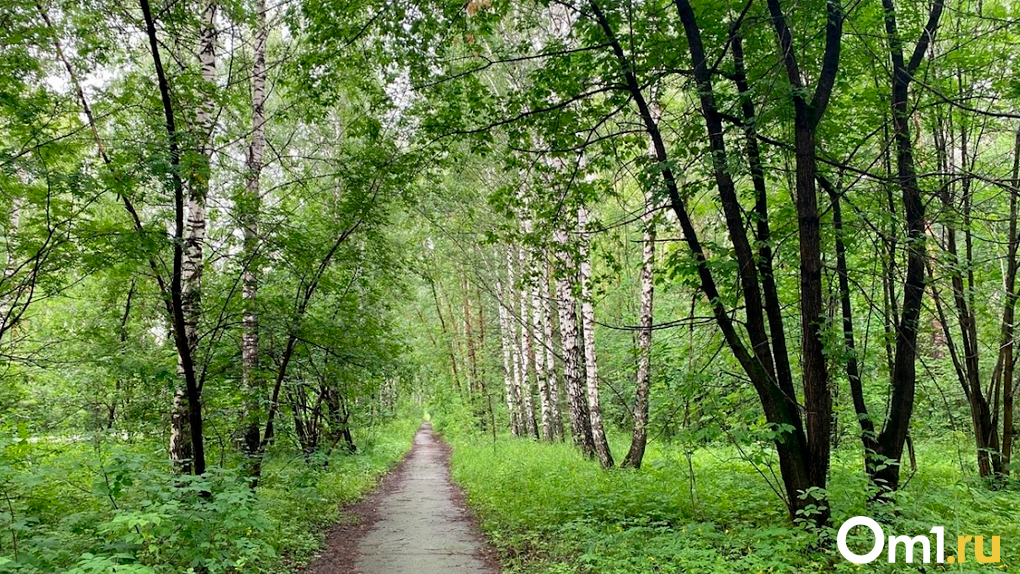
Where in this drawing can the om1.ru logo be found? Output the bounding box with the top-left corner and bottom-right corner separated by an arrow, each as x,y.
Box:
838,516 -> 1000,564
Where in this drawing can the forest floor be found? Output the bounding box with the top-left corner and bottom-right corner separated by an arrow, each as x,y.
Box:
304,422 -> 499,574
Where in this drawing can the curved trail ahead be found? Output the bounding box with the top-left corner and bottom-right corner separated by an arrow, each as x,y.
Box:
305,423 -> 499,574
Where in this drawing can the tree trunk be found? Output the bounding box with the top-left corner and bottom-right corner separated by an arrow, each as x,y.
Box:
820,177 -> 873,446
518,244 -> 539,439
869,0 -> 942,492
169,388 -> 192,471
532,272 -> 553,441
762,0 -> 841,516
542,258 -> 565,440
530,281 -> 554,442
622,192 -> 656,468
577,206 -> 613,468
999,129 -> 1020,476
474,281 -> 495,432
730,32 -> 794,400
507,247 -> 525,435
429,276 -> 461,392
242,0 -> 267,458
554,228 -> 595,458
462,276 -> 484,427
496,275 -> 520,435
172,0 -> 216,473
140,0 -> 206,476
181,0 -> 215,363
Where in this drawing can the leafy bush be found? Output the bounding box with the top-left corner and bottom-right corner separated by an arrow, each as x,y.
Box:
0,417 -> 418,573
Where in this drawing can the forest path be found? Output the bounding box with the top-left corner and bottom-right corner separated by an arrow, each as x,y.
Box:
304,422 -> 499,574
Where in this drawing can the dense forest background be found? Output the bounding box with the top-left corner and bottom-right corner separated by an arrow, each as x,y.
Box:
2,0 -> 1020,571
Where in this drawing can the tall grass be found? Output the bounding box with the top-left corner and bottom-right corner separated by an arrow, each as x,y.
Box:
445,430 -> 1020,573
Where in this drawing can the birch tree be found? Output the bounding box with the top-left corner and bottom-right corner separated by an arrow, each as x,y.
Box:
518,244 -> 539,439
169,0 -> 217,472
541,259 -> 564,440
241,0 -> 268,457
622,191 -> 656,469
140,0 -> 208,475
553,227 -> 595,458
577,205 -> 612,468
496,272 -> 521,435
532,270 -> 553,441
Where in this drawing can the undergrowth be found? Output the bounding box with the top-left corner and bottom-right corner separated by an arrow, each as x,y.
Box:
0,416 -> 418,573
440,424 -> 1019,573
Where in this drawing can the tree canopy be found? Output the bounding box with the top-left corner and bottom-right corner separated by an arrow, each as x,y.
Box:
2,0 -> 1020,570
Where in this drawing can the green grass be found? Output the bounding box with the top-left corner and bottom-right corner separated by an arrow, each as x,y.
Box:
445,431 -> 1020,573
0,416 -> 419,573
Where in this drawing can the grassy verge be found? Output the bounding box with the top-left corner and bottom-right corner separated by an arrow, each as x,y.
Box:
445,432 -> 1020,573
0,416 -> 420,574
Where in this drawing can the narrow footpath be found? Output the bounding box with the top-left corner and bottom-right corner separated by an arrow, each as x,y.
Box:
305,422 -> 499,574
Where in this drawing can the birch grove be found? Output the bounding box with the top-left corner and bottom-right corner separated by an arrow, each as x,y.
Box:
9,1 -> 1020,569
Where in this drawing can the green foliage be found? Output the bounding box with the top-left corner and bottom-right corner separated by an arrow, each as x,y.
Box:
0,417 -> 417,573
445,432 -> 1020,573
428,383 -> 481,440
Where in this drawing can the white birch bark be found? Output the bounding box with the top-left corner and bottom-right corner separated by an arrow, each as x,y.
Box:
521,210 -> 551,441
496,281 -> 518,435
507,246 -> 525,436
532,277 -> 552,441
577,206 -> 613,468
541,258 -> 564,440
183,0 -> 216,353
623,191 -> 656,468
518,243 -> 539,439
172,1 -> 216,470
553,228 -> 595,458
623,96 -> 660,467
242,0 -> 267,455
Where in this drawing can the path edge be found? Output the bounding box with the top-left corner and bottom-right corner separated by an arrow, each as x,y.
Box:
300,424 -> 421,574
301,421 -> 502,573
433,427 -> 503,573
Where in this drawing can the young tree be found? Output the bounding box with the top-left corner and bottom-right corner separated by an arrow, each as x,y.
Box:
622,189 -> 656,469
140,0 -> 208,475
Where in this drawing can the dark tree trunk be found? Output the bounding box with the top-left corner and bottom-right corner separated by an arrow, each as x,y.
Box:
869,0 -> 943,493
325,389 -> 357,454
140,0 -> 206,476
587,0 -> 826,521
762,0 -> 842,515
819,177 -> 872,442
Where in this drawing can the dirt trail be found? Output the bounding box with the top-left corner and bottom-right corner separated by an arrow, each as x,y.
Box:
304,422 -> 499,574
